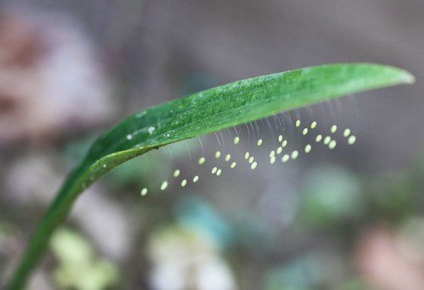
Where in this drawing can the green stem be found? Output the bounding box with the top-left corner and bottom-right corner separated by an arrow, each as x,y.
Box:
5,149 -> 145,289
5,172 -> 82,290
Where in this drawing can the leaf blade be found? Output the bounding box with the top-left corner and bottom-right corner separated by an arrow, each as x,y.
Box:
86,63 -> 413,168
6,63 -> 414,290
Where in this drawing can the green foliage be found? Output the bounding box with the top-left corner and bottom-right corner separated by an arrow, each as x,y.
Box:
50,228 -> 118,290
264,253 -> 341,290
5,63 -> 414,289
299,166 -> 363,227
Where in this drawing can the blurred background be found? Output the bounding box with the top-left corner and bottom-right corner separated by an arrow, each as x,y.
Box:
0,1 -> 424,289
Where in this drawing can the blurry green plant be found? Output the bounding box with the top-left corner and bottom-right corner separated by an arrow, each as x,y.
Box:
299,166 -> 363,227
5,63 -> 414,289
50,228 -> 118,290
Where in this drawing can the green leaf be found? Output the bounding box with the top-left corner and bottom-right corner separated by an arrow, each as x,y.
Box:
5,63 -> 414,290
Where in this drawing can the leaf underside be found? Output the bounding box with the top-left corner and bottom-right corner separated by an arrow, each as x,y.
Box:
6,63 -> 414,290
81,64 -> 413,184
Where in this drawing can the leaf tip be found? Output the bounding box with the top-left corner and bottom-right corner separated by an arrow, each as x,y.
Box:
403,70 -> 416,85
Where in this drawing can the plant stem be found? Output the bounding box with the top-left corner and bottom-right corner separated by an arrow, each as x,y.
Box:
5,172 -> 81,290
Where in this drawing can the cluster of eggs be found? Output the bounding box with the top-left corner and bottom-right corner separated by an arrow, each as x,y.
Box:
140,120 -> 356,196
